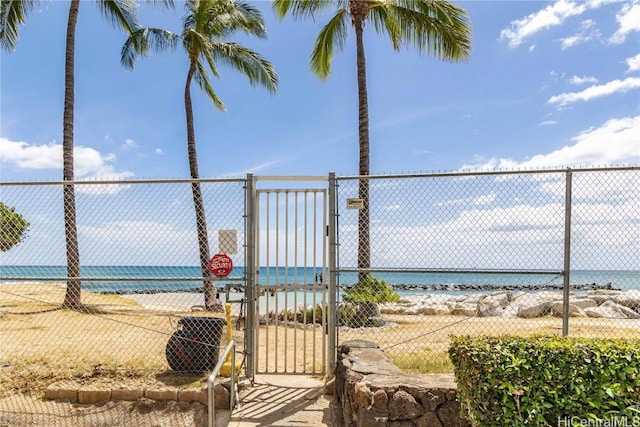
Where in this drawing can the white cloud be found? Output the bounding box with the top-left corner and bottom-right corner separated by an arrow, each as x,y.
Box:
461,115 -> 640,170
224,160 -> 280,176
627,53 -> 640,72
123,138 -> 137,149
569,75 -> 599,85
0,137 -> 61,169
341,196 -> 638,269
610,1 -> 640,44
474,193 -> 496,205
499,0 -> 613,48
547,77 -> 640,107
80,221 -> 194,247
559,19 -> 601,49
0,137 -> 133,180
539,120 -> 559,126
155,148 -> 165,155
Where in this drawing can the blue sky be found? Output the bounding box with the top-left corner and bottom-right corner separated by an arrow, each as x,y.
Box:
1,0 -> 638,181
0,1 -> 638,271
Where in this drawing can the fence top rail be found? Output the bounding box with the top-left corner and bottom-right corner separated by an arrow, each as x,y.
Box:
338,268 -> 564,275
336,165 -> 639,181
0,177 -> 247,186
253,175 -> 329,182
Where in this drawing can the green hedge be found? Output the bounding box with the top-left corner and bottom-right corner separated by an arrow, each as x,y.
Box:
449,335 -> 640,426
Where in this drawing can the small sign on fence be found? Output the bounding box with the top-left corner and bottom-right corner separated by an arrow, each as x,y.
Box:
209,253 -> 233,278
346,198 -> 364,210
218,229 -> 237,254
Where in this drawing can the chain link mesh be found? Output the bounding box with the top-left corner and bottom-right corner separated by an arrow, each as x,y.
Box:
335,168 -> 639,371
0,179 -> 247,419
0,168 -> 638,423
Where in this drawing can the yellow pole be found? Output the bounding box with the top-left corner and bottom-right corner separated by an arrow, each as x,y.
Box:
225,303 -> 232,361
220,303 -> 238,377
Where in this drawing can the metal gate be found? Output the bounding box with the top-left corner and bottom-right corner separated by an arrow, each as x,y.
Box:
245,175 -> 335,376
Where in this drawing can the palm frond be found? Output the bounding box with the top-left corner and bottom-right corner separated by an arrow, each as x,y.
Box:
199,37 -> 221,79
0,0 -> 40,52
209,42 -> 278,92
193,58 -> 225,111
389,0 -> 471,61
221,0 -> 266,38
121,27 -> 179,68
368,2 -> 401,51
96,0 -> 139,35
310,7 -> 348,79
272,0 -> 336,20
195,0 -> 267,40
141,0 -> 174,10
183,27 -> 219,75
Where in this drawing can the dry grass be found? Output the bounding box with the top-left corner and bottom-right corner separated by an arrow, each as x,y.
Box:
2,284 -> 638,397
0,284 -> 233,398
339,312 -> 640,373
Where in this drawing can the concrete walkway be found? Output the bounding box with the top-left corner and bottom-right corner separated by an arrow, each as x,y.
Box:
228,375 -> 335,427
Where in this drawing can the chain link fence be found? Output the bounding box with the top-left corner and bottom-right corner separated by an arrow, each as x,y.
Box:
0,179 -> 248,419
334,167 -> 639,371
0,167 -> 638,422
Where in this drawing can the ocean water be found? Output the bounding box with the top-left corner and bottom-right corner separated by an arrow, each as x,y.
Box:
0,265 -> 637,296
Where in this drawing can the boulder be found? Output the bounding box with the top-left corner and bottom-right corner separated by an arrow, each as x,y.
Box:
422,304 -> 451,316
612,290 -> 640,310
380,305 -> 406,315
449,303 -> 477,317
372,389 -> 389,411
584,301 -> 640,319
568,298 -> 598,309
354,382 -> 372,408
477,292 -> 511,317
550,302 -> 587,317
388,390 -> 425,421
587,290 -> 623,305
405,305 -> 425,316
516,294 -> 552,318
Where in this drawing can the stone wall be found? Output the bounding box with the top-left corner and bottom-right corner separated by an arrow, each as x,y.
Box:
334,340 -> 470,427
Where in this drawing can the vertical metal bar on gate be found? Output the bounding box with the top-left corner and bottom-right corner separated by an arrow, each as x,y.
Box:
562,169 -> 573,336
328,172 -> 337,375
245,174 -> 255,379
252,176 -> 330,375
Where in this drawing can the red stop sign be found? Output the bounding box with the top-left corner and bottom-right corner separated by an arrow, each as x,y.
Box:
209,254 -> 233,278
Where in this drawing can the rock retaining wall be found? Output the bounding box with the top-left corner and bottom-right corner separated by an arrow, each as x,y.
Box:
334,340 -> 470,427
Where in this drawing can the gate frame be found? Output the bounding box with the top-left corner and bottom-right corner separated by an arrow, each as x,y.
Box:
244,173 -> 337,379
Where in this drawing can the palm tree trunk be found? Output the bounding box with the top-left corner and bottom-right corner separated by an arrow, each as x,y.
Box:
62,0 -> 81,309
354,16 -> 371,284
185,61 -> 221,312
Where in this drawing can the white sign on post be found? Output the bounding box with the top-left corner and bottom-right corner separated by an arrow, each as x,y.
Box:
218,230 -> 238,255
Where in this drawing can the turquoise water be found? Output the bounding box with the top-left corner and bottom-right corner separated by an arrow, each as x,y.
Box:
0,265 -> 637,295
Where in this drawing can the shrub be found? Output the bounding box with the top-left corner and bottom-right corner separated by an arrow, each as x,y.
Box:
0,202 -> 30,252
449,335 -> 640,426
342,276 -> 399,304
282,304 -> 325,323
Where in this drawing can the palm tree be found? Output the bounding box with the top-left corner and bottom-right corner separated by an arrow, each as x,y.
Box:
1,0 -> 145,309
121,0 -> 278,311
272,0 -> 471,282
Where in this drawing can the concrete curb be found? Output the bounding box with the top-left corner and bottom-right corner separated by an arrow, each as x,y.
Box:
44,382 -> 225,408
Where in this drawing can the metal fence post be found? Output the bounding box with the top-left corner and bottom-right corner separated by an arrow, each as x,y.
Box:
328,172 -> 337,375
245,173 -> 255,378
562,168 -> 573,337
